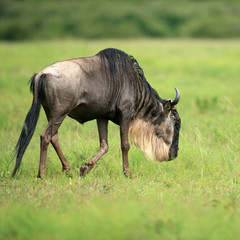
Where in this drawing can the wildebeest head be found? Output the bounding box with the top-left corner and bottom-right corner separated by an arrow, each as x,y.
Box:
159,87 -> 181,161
129,87 -> 181,162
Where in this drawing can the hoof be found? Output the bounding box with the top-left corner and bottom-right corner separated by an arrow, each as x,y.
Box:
123,171 -> 135,179
80,162 -> 95,177
80,165 -> 89,177
37,171 -> 46,179
62,167 -> 72,178
62,167 -> 71,172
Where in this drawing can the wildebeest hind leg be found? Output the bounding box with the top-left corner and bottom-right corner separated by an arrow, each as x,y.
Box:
51,134 -> 72,175
38,116 -> 66,178
80,119 -> 108,177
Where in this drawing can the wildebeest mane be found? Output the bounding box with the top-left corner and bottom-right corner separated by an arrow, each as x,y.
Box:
129,55 -> 161,102
97,48 -> 129,81
97,48 -> 130,103
97,48 -> 161,107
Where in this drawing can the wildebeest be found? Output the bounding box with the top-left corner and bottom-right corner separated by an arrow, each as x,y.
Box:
13,48 -> 181,178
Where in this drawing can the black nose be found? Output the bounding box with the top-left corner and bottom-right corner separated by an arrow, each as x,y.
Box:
169,149 -> 178,161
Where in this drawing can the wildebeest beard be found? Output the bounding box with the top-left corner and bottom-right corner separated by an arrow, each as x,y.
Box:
129,110 -> 181,162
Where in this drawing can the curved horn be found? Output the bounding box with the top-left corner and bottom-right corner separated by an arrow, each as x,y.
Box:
171,87 -> 180,106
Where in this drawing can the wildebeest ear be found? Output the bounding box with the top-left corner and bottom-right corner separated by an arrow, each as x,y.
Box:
164,100 -> 172,114
164,87 -> 180,113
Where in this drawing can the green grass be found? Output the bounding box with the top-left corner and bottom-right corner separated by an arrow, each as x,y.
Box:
0,39 -> 240,240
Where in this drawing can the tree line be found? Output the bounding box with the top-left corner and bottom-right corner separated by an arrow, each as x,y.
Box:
0,0 -> 239,40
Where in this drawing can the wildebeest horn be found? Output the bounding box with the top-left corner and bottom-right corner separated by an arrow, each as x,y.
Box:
171,87 -> 180,106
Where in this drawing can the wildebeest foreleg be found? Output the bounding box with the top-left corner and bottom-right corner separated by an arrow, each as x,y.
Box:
51,134 -> 71,174
120,119 -> 133,178
80,119 -> 108,177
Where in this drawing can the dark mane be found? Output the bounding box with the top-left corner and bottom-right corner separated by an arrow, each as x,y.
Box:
97,48 -> 130,79
128,54 -> 161,102
97,48 -> 132,103
97,48 -> 161,105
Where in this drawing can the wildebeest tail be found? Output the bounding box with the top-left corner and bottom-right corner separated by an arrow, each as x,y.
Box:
12,74 -> 44,176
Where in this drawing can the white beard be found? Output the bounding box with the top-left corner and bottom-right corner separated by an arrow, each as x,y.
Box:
129,119 -> 173,161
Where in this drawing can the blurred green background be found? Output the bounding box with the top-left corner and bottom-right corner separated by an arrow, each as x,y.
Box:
1,0 -> 240,41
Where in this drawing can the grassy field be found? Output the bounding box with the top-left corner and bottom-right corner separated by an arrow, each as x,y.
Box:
0,39 -> 239,239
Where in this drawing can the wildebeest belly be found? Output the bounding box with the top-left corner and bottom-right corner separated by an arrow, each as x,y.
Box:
68,103 -> 118,124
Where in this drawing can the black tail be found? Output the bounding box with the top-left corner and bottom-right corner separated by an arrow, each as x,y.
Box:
12,74 -> 42,177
